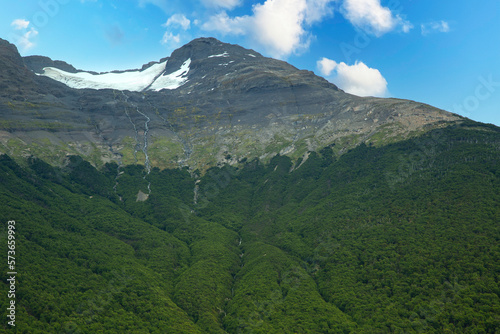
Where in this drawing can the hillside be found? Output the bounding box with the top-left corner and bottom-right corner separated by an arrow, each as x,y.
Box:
0,121 -> 499,333
0,36 -> 499,333
0,37 -> 461,171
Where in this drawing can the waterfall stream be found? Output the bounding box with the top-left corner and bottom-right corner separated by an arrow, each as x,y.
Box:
119,91 -> 152,193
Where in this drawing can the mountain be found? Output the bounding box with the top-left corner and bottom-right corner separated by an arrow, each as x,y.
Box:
0,37 -> 461,171
0,123 -> 499,333
0,39 -> 40,98
0,37 -> 499,333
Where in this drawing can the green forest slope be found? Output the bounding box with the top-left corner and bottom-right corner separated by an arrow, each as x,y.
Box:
0,121 -> 499,333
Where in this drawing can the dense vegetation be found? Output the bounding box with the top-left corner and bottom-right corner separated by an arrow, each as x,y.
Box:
0,121 -> 499,333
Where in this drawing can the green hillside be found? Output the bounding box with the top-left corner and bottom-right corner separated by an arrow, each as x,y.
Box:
0,121 -> 499,333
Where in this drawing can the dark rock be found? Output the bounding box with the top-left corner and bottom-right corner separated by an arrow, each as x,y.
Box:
23,55 -> 78,74
0,39 -> 40,97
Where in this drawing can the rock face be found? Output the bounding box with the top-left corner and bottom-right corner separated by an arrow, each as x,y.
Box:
0,39 -> 41,99
23,56 -> 78,74
0,37 -> 462,171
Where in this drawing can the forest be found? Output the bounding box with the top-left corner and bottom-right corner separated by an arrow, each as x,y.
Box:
0,121 -> 499,333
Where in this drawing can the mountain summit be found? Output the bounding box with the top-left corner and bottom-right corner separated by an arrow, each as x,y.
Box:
0,37 -> 461,170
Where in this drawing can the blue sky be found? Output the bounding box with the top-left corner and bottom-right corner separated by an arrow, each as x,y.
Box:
1,0 -> 499,126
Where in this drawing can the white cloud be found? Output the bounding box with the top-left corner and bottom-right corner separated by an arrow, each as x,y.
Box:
342,0 -> 412,36
336,61 -> 387,96
201,0 -> 241,10
11,19 -> 30,30
201,11 -> 249,35
18,28 -> 39,51
10,19 -> 38,51
161,32 -> 181,45
317,57 -> 388,97
421,21 -> 450,36
164,14 -> 191,30
251,0 -> 310,58
160,13 -> 191,49
317,57 -> 337,76
304,0 -> 335,25
202,0 -> 336,59
401,21 -> 413,33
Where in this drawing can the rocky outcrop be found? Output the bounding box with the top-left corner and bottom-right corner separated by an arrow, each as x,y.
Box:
23,56 -> 78,74
0,39 -> 40,99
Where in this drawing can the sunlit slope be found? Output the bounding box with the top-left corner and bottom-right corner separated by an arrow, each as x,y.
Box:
0,121 -> 498,333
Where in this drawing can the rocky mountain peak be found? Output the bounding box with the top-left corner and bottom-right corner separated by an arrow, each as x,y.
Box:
0,36 -> 463,171
0,38 -> 41,99
0,38 -> 25,68
168,37 -> 263,65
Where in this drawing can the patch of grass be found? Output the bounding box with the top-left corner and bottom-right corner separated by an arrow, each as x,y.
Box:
119,136 -> 139,165
368,124 -> 398,146
289,138 -> 312,160
148,137 -> 185,168
330,133 -> 363,155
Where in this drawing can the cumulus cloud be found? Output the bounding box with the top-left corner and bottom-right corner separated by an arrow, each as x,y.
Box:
305,0 -> 335,24
202,0 -> 335,59
336,61 -> 388,96
201,0 -> 241,10
317,57 -> 388,97
18,28 -> 39,51
11,19 -> 30,30
161,32 -> 181,45
342,0 -> 412,36
317,57 -> 338,76
421,21 -> 450,36
10,19 -> 38,51
164,14 -> 191,30
201,12 -> 248,35
251,0 -> 311,57
160,13 -> 191,49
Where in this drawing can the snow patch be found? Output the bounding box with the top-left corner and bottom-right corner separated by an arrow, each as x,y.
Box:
40,61 -> 167,92
39,58 -> 192,92
149,59 -> 191,91
218,60 -> 236,67
247,54 -> 256,57
208,52 -> 229,58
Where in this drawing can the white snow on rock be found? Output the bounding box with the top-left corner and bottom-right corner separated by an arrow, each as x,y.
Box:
247,54 -> 256,57
208,52 -> 229,58
149,59 -> 191,92
39,59 -> 192,92
40,61 -> 167,91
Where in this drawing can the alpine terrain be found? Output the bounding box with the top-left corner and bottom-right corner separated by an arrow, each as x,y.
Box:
0,37 -> 498,333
